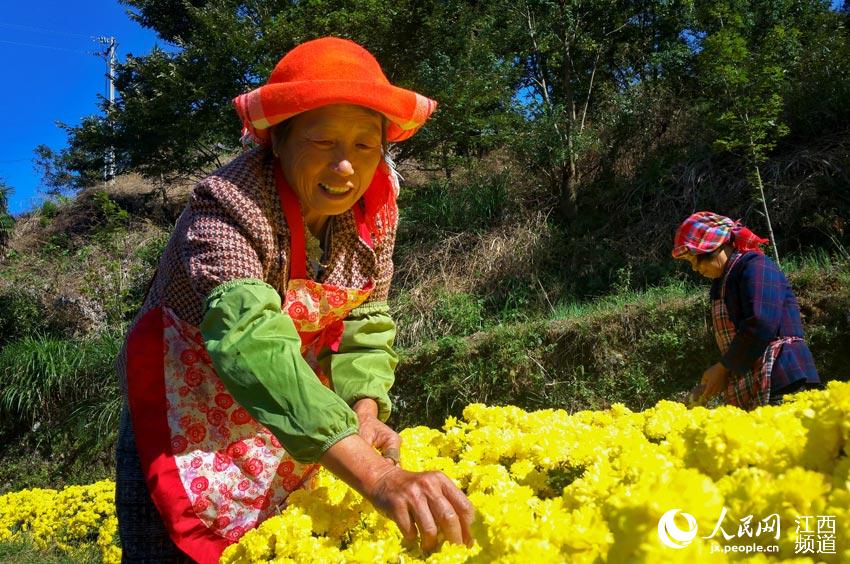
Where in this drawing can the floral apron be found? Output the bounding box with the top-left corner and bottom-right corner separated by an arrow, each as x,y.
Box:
712,253 -> 801,410
124,161 -> 374,563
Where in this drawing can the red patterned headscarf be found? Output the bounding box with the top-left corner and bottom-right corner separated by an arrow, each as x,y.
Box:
672,212 -> 769,258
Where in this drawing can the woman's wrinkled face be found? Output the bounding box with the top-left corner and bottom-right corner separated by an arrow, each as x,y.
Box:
277,104 -> 383,220
682,251 -> 725,279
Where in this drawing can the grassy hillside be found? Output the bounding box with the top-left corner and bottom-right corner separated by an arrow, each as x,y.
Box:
389,257 -> 850,430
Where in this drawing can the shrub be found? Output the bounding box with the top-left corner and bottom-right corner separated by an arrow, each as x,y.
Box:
393,288 -> 487,348
0,332 -> 121,441
133,232 -> 169,269
37,200 -> 61,227
91,190 -> 130,242
0,214 -> 13,248
398,168 -> 510,239
0,289 -> 52,347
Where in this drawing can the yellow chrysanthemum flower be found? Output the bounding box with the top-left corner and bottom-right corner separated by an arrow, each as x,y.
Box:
2,382 -> 848,563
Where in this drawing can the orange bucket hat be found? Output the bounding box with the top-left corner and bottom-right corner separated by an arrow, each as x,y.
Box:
233,37 -> 437,144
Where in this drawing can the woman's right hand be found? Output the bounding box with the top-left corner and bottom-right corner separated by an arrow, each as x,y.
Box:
320,434 -> 475,553
366,464 -> 475,552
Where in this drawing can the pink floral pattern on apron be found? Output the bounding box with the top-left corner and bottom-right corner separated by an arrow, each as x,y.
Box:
161,277 -> 371,542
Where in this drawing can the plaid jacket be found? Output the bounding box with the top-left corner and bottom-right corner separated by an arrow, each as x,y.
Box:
711,252 -> 820,393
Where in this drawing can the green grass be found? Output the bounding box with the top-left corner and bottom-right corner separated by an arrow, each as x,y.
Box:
398,169 -> 510,237
0,536 -> 100,564
0,331 -> 121,492
388,257 -> 850,430
549,278 -> 698,322
0,333 -> 121,429
779,247 -> 844,273
548,250 -> 849,324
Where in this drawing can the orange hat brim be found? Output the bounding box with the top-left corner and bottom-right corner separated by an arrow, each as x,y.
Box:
234,79 -> 437,144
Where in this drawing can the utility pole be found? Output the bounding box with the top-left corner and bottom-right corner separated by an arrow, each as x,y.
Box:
97,36 -> 117,182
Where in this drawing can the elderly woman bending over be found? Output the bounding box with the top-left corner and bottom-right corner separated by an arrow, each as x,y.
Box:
672,212 -> 820,410
116,37 -> 473,563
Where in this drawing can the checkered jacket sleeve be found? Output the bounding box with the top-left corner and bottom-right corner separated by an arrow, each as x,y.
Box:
720,253 -> 785,373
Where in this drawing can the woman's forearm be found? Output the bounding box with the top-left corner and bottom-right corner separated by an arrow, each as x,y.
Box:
319,433 -> 396,498
352,397 -> 380,418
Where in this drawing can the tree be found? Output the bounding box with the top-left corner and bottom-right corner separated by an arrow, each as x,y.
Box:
498,0 -> 696,221
43,0 -> 520,187
34,120 -> 111,194
0,179 -> 14,247
696,1 -> 813,263
783,4 -> 850,141
34,0 -> 848,270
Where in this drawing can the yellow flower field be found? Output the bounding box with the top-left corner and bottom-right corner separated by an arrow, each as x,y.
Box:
2,381 -> 848,563
0,479 -> 119,563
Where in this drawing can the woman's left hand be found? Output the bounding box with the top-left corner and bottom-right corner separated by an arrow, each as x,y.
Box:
353,398 -> 402,464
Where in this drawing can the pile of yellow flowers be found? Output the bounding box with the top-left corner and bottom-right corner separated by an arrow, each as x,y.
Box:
224,381 -> 849,563
0,479 -> 119,563
1,382 -> 847,563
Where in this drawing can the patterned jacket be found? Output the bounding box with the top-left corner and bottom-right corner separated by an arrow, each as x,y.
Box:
711,252 -> 820,392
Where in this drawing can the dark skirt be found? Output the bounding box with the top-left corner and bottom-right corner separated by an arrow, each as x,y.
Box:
116,405 -> 194,563
768,380 -> 822,406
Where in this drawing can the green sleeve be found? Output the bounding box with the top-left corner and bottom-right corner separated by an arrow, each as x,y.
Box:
318,301 -> 398,422
200,279 -> 358,463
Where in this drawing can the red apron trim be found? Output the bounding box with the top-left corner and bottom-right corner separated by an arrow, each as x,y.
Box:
299,322 -> 345,354
274,162 -> 308,280
273,161 -> 374,264
126,307 -> 231,564
351,201 -> 374,249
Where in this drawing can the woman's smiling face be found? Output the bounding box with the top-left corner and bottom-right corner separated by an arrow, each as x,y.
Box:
277,104 -> 384,223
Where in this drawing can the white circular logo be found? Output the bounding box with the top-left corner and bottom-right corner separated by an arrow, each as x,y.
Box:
657,509 -> 698,549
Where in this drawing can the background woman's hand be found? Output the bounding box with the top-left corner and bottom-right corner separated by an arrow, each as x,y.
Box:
353,398 -> 401,463
700,362 -> 730,398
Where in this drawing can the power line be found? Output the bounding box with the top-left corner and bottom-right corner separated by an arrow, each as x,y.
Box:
0,21 -> 90,40
0,38 -> 91,55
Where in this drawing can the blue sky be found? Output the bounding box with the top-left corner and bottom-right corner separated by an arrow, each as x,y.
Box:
0,1 -> 173,214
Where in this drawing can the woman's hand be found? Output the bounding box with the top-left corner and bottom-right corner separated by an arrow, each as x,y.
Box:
700,362 -> 730,398
353,398 -> 401,464
367,465 -> 475,552
320,434 -> 475,553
